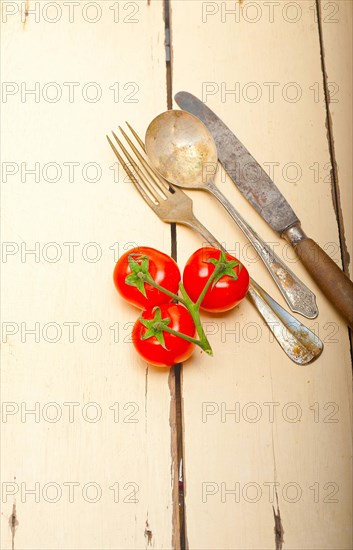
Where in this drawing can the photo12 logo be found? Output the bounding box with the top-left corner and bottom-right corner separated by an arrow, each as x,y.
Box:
201,401 -> 340,424
1,2 -> 140,24
1,240 -> 140,264
201,81 -> 339,104
201,481 -> 339,504
1,401 -> 141,424
1,82 -> 140,104
201,2 -> 339,24
1,481 -> 140,503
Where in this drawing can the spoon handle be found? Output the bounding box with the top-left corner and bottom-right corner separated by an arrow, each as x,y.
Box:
182,215 -> 323,365
206,181 -> 318,319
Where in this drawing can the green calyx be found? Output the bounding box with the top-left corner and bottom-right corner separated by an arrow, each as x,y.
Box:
125,253 -> 217,357
139,303 -> 212,355
206,250 -> 242,288
139,307 -> 171,349
125,254 -> 153,297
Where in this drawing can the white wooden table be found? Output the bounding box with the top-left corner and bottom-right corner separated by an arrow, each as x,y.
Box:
1,1 -> 352,549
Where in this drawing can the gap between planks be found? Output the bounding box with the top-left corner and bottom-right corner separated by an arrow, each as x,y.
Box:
316,0 -> 350,275
316,0 -> 353,360
164,0 -> 187,548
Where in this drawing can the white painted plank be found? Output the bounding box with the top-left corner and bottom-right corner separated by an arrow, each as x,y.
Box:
170,1 -> 352,548
319,0 -> 353,274
1,2 -> 175,549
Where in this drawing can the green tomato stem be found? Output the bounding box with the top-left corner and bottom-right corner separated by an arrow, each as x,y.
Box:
178,282 -> 213,355
137,273 -> 188,306
129,250 -> 239,359
194,265 -> 223,310
160,325 -> 213,355
137,271 -> 214,356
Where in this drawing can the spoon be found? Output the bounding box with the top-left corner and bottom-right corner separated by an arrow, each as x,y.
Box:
145,110 -> 318,319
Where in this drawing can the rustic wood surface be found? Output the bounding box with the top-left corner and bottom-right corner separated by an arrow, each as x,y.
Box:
1,1 -> 352,549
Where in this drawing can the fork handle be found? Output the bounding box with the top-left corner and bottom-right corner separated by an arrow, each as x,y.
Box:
184,217 -> 224,249
184,216 -> 323,365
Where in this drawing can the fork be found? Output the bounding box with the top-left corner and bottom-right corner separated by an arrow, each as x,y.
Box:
107,124 -> 323,365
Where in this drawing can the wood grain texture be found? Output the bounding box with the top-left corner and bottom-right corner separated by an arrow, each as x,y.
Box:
318,0 -> 353,276
0,2 -> 174,549
170,0 -> 352,548
1,0 -> 352,549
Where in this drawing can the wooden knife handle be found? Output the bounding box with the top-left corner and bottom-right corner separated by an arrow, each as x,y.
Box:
289,233 -> 353,329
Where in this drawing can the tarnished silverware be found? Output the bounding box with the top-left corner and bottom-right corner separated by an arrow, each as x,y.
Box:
175,91 -> 353,329
145,110 -> 318,320
106,124 -> 323,365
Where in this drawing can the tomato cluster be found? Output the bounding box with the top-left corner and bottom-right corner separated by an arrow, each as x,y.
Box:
114,246 -> 249,368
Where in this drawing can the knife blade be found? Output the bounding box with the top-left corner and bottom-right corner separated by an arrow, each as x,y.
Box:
174,91 -> 353,329
175,91 -> 298,234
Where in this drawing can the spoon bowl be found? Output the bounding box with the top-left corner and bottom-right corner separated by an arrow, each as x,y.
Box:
145,110 -> 218,188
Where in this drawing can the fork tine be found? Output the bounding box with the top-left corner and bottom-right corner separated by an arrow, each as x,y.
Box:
111,130 -> 138,172
111,130 -> 161,202
106,134 -> 127,171
106,135 -> 157,209
119,125 -> 169,197
126,122 -> 145,150
112,130 -> 160,198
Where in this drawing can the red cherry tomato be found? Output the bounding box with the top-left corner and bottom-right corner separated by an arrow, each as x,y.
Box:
183,247 -> 250,312
114,247 -> 180,309
132,303 -> 196,367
